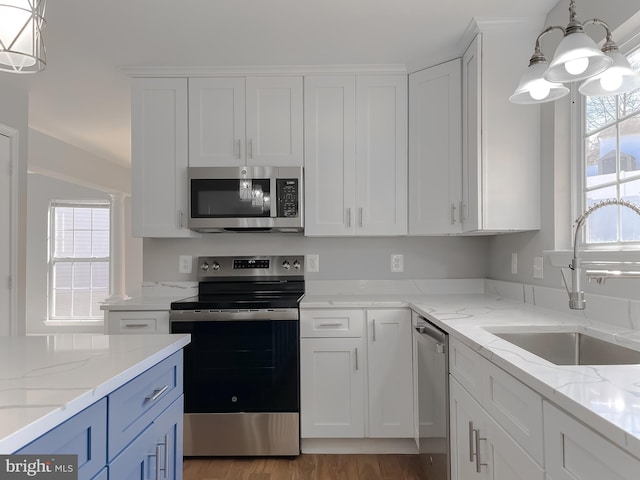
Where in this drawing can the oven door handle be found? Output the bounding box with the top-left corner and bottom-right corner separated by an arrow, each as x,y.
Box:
170,309 -> 299,322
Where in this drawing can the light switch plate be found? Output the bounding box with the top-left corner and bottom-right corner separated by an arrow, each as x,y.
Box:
179,255 -> 192,274
306,254 -> 319,273
391,254 -> 404,273
533,256 -> 544,279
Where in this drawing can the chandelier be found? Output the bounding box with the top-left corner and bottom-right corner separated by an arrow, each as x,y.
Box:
510,0 -> 640,104
0,0 -> 46,73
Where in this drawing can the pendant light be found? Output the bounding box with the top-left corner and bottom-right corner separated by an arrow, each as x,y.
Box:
0,0 -> 46,73
509,27 -> 570,104
510,0 -> 639,104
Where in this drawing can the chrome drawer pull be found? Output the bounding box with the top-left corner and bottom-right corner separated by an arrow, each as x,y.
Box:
124,323 -> 149,328
146,385 -> 169,402
318,322 -> 343,327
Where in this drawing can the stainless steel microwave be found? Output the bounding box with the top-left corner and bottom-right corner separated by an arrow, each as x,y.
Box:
188,166 -> 303,233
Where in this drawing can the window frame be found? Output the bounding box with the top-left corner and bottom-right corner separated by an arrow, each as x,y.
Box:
576,37 -> 640,252
47,200 -> 111,325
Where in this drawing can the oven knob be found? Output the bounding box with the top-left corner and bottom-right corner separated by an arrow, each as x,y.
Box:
212,262 -> 220,271
282,260 -> 290,270
293,260 -> 301,270
200,262 -> 209,271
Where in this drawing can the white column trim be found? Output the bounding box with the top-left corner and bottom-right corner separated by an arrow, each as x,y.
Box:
105,193 -> 130,303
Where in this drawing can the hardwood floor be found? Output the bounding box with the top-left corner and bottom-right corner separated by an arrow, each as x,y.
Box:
183,454 -> 429,480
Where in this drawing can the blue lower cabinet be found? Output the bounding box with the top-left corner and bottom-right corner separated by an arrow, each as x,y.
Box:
92,468 -> 108,480
16,398 -> 107,480
108,424 -> 156,480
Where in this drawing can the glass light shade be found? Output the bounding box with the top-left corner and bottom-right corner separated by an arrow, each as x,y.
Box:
578,50 -> 640,96
510,61 -> 570,104
0,0 -> 46,73
544,31 -> 612,83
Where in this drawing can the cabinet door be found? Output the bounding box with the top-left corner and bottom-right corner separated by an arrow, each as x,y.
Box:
188,77 -> 245,167
544,401 -> 640,480
355,75 -> 408,236
108,424 -> 156,480
450,377 -> 487,480
304,75 -> 357,236
131,78 -> 198,238
153,396 -> 184,480
367,309 -> 413,437
461,34 -> 482,232
300,337 -> 365,438
245,76 -> 303,166
409,60 -> 462,235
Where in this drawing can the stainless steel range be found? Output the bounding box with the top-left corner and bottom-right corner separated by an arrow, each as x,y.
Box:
170,255 -> 304,456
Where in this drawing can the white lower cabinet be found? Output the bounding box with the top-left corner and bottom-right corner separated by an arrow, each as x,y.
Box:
300,308 -> 413,440
544,402 -> 640,480
450,377 -> 544,480
105,310 -> 170,334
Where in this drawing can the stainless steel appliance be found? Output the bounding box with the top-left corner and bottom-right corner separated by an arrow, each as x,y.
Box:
170,255 -> 304,456
188,166 -> 303,232
413,311 -> 450,480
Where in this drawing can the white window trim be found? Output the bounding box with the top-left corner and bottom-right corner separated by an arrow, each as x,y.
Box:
46,200 -> 111,327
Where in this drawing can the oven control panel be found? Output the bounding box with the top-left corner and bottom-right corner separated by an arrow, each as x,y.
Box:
198,255 -> 304,279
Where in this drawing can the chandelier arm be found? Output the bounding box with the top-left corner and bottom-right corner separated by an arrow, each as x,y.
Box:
583,18 -> 619,52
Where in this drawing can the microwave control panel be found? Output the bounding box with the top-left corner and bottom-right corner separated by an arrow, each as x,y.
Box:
276,179 -> 299,218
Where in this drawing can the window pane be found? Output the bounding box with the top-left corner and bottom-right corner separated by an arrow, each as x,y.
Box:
620,49 -> 640,118
73,208 -> 92,230
54,263 -> 72,289
54,290 -> 72,317
585,124 -> 618,188
585,191 -> 619,244
54,231 -> 74,258
92,230 -> 109,257
73,263 -> 91,289
93,208 -> 109,230
73,291 -> 91,317
619,114 -> 640,176
91,262 -> 109,289
621,179 -> 640,242
585,95 -> 617,133
74,230 -> 92,257
55,207 -> 74,232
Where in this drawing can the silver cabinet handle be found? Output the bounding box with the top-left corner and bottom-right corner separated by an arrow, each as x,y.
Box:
146,385 -> 169,402
236,139 -> 241,160
178,210 -> 184,229
459,201 -> 467,222
355,348 -> 359,371
468,421 -> 475,462
346,208 -> 351,228
319,322 -> 343,327
155,444 -> 162,479
372,319 -> 376,342
451,203 -> 457,224
158,434 -> 169,478
472,425 -> 488,473
359,207 -> 363,227
248,139 -> 253,159
124,323 -> 149,329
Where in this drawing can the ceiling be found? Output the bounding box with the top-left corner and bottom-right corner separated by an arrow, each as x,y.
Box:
0,0 -> 559,167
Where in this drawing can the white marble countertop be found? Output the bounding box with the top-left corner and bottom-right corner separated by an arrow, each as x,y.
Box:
0,333 -> 190,453
100,296 -> 186,311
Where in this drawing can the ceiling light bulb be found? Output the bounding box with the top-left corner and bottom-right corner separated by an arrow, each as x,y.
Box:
600,70 -> 624,91
565,57 -> 589,75
529,81 -> 551,100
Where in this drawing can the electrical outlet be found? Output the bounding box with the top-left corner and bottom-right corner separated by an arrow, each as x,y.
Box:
391,254 -> 404,273
179,255 -> 192,274
511,253 -> 518,275
306,254 -> 319,273
533,256 -> 544,279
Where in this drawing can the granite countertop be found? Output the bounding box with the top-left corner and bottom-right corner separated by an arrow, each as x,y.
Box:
0,333 -> 190,453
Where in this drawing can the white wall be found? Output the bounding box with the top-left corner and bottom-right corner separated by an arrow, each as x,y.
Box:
142,235 -> 489,282
486,2 -> 640,301
0,76 -> 29,335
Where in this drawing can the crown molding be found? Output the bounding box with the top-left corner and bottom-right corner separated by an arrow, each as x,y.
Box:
120,64 -> 408,77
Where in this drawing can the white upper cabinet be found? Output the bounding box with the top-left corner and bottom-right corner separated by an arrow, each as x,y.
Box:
409,59 -> 462,235
461,20 -> 542,233
131,78 -> 199,238
305,75 -> 408,236
189,76 -> 303,167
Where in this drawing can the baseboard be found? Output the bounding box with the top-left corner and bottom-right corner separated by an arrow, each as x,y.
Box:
301,438 -> 418,454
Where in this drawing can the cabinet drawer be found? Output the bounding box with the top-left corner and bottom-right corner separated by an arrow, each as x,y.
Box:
108,351 -> 183,460
17,398 -> 107,480
300,309 -> 364,338
107,311 -> 170,334
482,359 -> 543,465
449,337 -> 482,400
544,401 -> 640,479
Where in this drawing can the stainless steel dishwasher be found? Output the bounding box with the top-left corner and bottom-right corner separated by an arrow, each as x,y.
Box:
412,311 -> 450,480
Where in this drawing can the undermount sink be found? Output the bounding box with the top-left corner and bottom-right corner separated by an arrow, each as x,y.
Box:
491,331 -> 640,366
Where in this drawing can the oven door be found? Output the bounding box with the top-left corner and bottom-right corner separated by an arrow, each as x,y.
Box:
171,317 -> 299,414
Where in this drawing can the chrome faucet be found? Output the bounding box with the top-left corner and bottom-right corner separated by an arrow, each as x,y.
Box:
563,198 -> 640,310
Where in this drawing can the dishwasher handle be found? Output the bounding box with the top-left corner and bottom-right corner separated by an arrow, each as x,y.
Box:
415,317 -> 447,344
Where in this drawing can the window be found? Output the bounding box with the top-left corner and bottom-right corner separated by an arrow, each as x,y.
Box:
49,201 -> 110,321
581,46 -> 640,248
